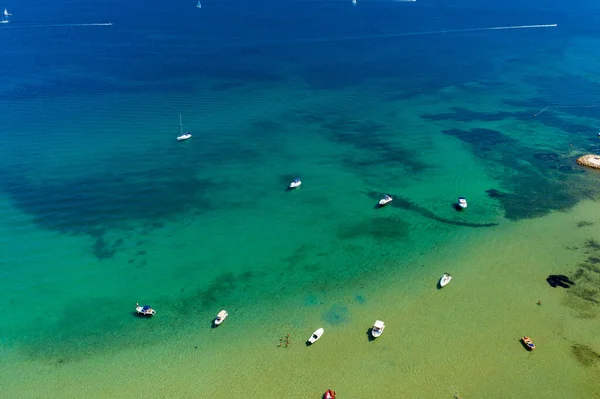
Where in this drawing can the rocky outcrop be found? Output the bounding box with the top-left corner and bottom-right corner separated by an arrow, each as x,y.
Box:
577,154 -> 600,170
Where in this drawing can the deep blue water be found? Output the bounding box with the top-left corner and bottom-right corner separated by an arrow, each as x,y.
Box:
1,0 -> 593,100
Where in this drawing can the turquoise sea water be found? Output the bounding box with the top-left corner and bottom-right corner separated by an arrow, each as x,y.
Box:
2,0 -> 600,397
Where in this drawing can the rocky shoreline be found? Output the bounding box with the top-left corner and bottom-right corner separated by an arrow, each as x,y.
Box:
576,154 -> 600,170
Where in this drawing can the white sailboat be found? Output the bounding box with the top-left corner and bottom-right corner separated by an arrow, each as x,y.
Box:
176,113 -> 192,141
196,0 -> 202,8
1,8 -> 10,24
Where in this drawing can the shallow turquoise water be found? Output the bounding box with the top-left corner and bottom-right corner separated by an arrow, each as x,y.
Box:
2,0 -> 600,397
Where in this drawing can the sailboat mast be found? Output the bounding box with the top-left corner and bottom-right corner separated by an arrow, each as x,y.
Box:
179,113 -> 183,135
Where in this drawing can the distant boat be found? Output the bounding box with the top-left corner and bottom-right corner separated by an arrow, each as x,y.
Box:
352,0 -> 357,5
1,8 -> 10,23
378,194 -> 392,207
521,336 -> 535,350
457,197 -> 467,210
439,273 -> 452,288
307,328 -> 324,344
196,0 -> 202,8
371,320 -> 385,338
176,113 -> 192,141
289,178 -> 301,189
324,389 -> 337,399
135,302 -> 156,316
214,310 -> 228,326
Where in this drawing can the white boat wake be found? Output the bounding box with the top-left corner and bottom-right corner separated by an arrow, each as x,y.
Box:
307,23 -> 558,44
223,23 -> 558,48
1,22 -> 113,29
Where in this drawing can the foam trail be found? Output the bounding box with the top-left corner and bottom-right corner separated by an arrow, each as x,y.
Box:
1,22 -> 113,29
534,106 -> 549,116
332,23 -> 559,42
247,23 -> 559,47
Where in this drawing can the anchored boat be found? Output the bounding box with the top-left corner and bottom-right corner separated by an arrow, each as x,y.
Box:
135,303 -> 156,316
214,310 -> 228,326
521,336 -> 536,350
289,178 -> 302,189
176,113 -> 192,141
371,320 -> 385,338
307,328 -> 324,344
439,273 -> 452,288
378,194 -> 392,207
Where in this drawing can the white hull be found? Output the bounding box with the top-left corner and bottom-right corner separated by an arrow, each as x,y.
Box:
177,134 -> 192,141
289,179 -> 301,188
308,328 -> 324,344
378,195 -> 392,207
457,197 -> 467,209
214,310 -> 228,325
371,320 -> 385,338
439,273 -> 452,287
135,305 -> 156,316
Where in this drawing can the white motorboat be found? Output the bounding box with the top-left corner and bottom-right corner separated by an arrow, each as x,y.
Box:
378,194 -> 392,207
135,303 -> 156,316
307,327 -> 324,344
371,320 -> 385,338
289,178 -> 301,189
214,310 -> 228,326
439,273 -> 452,288
352,0 -> 357,5
457,197 -> 467,209
176,113 -> 192,141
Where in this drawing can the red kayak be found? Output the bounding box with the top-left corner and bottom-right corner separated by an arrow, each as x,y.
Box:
324,389 -> 336,399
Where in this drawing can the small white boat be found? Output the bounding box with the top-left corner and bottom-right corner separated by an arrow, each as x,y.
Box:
371,320 -> 385,338
176,113 -> 192,141
378,194 -> 392,207
135,302 -> 156,316
1,8 -> 10,23
439,273 -> 452,288
214,310 -> 228,326
457,197 -> 467,209
352,0 -> 357,5
289,178 -> 301,189
196,0 -> 202,8
307,327 -> 324,344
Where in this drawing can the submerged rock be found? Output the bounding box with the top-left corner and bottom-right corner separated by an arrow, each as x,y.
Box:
547,274 -> 576,288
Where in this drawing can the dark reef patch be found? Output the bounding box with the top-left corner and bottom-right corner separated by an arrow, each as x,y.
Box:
571,344 -> 600,367
439,123 -> 589,221
546,274 -> 575,289
283,107 -> 428,175
92,237 -> 125,260
337,215 -> 411,241
364,191 -> 498,228
322,304 -> 350,325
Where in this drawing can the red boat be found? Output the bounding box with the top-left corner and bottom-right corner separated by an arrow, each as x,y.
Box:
324,389 -> 336,399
